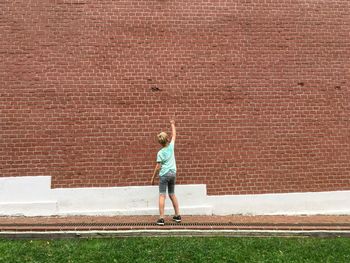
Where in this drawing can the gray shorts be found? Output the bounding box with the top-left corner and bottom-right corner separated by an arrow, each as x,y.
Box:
159,171 -> 176,195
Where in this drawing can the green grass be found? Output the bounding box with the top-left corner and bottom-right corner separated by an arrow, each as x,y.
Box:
0,237 -> 349,263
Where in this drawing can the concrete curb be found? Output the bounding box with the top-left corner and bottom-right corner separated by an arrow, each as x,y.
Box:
2,230 -> 350,239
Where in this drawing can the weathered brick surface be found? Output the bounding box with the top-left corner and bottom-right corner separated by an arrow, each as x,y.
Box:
0,1 -> 349,195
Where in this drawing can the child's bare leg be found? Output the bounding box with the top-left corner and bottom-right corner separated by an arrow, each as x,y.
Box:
169,194 -> 180,215
159,194 -> 166,218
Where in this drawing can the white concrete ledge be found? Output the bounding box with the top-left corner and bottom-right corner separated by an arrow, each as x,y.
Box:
52,184 -> 210,216
0,176 -> 52,202
208,191 -> 350,215
1,176 -> 350,216
0,201 -> 58,217
0,176 -> 211,216
56,206 -> 213,217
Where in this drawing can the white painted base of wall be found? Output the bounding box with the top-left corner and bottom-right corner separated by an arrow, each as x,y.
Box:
208,192 -> 350,215
0,176 -> 349,216
0,176 -> 212,216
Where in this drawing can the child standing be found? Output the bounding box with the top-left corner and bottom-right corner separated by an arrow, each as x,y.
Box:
151,119 -> 181,226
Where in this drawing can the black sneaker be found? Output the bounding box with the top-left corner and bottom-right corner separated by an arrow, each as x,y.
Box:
156,218 -> 165,226
173,215 -> 182,223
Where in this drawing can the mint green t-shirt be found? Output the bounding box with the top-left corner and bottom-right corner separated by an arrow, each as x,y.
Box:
157,141 -> 176,177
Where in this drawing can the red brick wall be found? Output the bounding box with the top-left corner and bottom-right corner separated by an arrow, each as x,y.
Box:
1,1 -> 349,195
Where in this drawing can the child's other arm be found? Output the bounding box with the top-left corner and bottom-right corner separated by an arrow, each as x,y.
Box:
151,163 -> 161,185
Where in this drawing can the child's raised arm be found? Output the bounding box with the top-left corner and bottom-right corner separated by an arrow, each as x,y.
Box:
170,119 -> 176,142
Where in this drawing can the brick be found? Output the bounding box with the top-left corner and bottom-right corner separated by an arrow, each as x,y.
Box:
0,0 -> 349,195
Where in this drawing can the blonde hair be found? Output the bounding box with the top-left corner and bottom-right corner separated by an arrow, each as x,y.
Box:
157,132 -> 169,146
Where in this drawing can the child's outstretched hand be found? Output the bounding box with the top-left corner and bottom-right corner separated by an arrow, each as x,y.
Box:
170,119 -> 175,125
